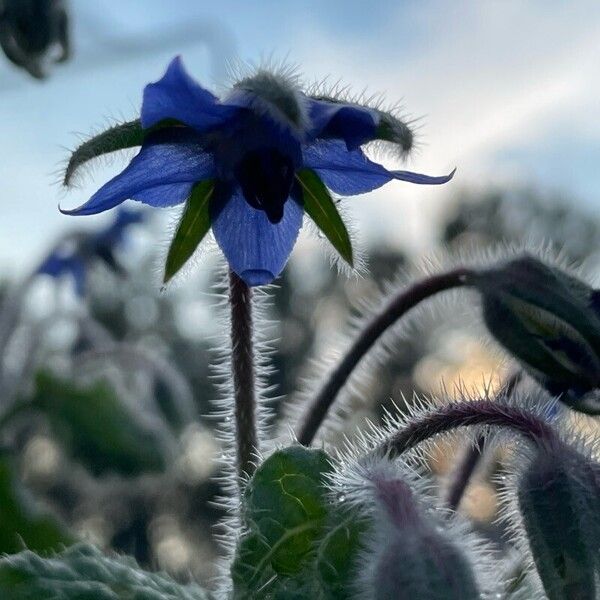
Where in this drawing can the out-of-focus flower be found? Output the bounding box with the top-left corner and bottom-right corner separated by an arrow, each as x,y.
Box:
62,57 -> 454,286
473,255 -> 600,414
0,0 -> 70,79
37,208 -> 142,296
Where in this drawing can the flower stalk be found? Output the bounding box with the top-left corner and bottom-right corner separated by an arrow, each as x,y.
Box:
380,399 -> 557,458
445,372 -> 522,511
228,270 -> 259,485
297,268 -> 474,446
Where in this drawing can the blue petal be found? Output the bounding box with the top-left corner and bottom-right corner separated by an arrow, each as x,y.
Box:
303,140 -> 455,196
132,183 -> 194,207
308,99 -> 378,149
210,186 -> 304,286
142,56 -> 239,132
61,131 -> 215,215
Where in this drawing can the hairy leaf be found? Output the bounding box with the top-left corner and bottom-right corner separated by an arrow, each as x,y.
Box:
0,543 -> 211,599
231,446 -> 368,599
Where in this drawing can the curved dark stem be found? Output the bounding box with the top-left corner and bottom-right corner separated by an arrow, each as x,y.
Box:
380,398 -> 557,458
297,268 -> 474,446
446,372 -> 522,511
229,270 -> 259,486
446,435 -> 485,512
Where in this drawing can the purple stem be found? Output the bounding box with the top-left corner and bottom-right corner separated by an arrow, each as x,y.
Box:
445,372 -> 522,511
381,399 -> 557,458
297,268 -> 474,446
229,270 -> 258,485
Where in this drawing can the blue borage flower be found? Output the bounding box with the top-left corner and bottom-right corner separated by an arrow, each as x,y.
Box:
37,207 -> 143,296
62,57 -> 454,287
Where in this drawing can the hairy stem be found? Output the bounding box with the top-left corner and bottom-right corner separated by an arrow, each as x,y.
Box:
380,399 -> 557,458
445,373 -> 522,511
297,268 -> 474,446
229,270 -> 258,486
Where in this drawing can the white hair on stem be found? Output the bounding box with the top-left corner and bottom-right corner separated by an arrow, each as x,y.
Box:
206,261 -> 282,598
281,241 -> 595,450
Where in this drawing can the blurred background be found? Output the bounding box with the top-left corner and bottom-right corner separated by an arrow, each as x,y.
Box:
0,0 -> 599,588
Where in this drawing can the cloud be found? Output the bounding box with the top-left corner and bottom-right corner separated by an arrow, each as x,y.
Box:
284,1 -> 600,251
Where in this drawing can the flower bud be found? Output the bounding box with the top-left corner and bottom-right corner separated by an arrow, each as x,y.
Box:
474,255 -> 600,414
516,445 -> 600,599
363,476 -> 484,599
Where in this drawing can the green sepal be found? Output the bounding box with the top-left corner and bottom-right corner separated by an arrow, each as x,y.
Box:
64,119 -> 144,186
296,169 -> 354,267
63,118 -> 185,187
163,180 -> 215,284
0,543 -> 212,599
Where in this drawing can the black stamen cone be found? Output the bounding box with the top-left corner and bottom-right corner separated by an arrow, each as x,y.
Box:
236,149 -> 295,223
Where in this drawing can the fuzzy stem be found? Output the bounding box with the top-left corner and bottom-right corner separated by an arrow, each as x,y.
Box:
445,373 -> 522,511
381,399 -> 557,458
229,270 -> 258,485
297,268 -> 474,446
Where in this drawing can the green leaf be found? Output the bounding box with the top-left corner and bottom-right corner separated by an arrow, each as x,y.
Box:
64,120 -> 144,186
0,543 -> 211,599
316,510 -> 367,599
30,371 -> 171,477
231,446 -> 334,598
163,180 -> 215,284
296,169 -> 353,267
0,453 -> 74,554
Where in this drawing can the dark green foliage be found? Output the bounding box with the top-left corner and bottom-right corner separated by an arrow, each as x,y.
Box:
0,453 -> 73,554
29,371 -> 171,476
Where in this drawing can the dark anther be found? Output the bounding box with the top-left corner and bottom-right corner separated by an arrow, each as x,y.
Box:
235,148 -> 295,224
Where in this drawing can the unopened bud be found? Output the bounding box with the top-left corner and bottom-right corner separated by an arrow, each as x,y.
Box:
517,445 -> 600,599
365,477 -> 483,599
474,255 -> 600,414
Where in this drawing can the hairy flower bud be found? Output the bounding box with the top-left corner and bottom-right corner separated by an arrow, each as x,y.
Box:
516,445 -> 600,600
473,255 -> 600,414
360,474 -> 485,599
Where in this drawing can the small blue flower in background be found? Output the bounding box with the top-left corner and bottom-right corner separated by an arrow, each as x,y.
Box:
37,207 -> 143,296
62,57 -> 454,286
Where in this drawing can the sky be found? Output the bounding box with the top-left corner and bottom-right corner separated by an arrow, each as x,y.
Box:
1,0 -> 600,278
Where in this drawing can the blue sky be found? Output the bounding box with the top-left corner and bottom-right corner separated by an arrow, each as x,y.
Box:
1,0 -> 599,276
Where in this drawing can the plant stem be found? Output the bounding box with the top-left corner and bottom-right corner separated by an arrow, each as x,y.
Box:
380,399 -> 557,458
297,268 -> 474,446
445,372 -> 522,511
229,270 -> 258,486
